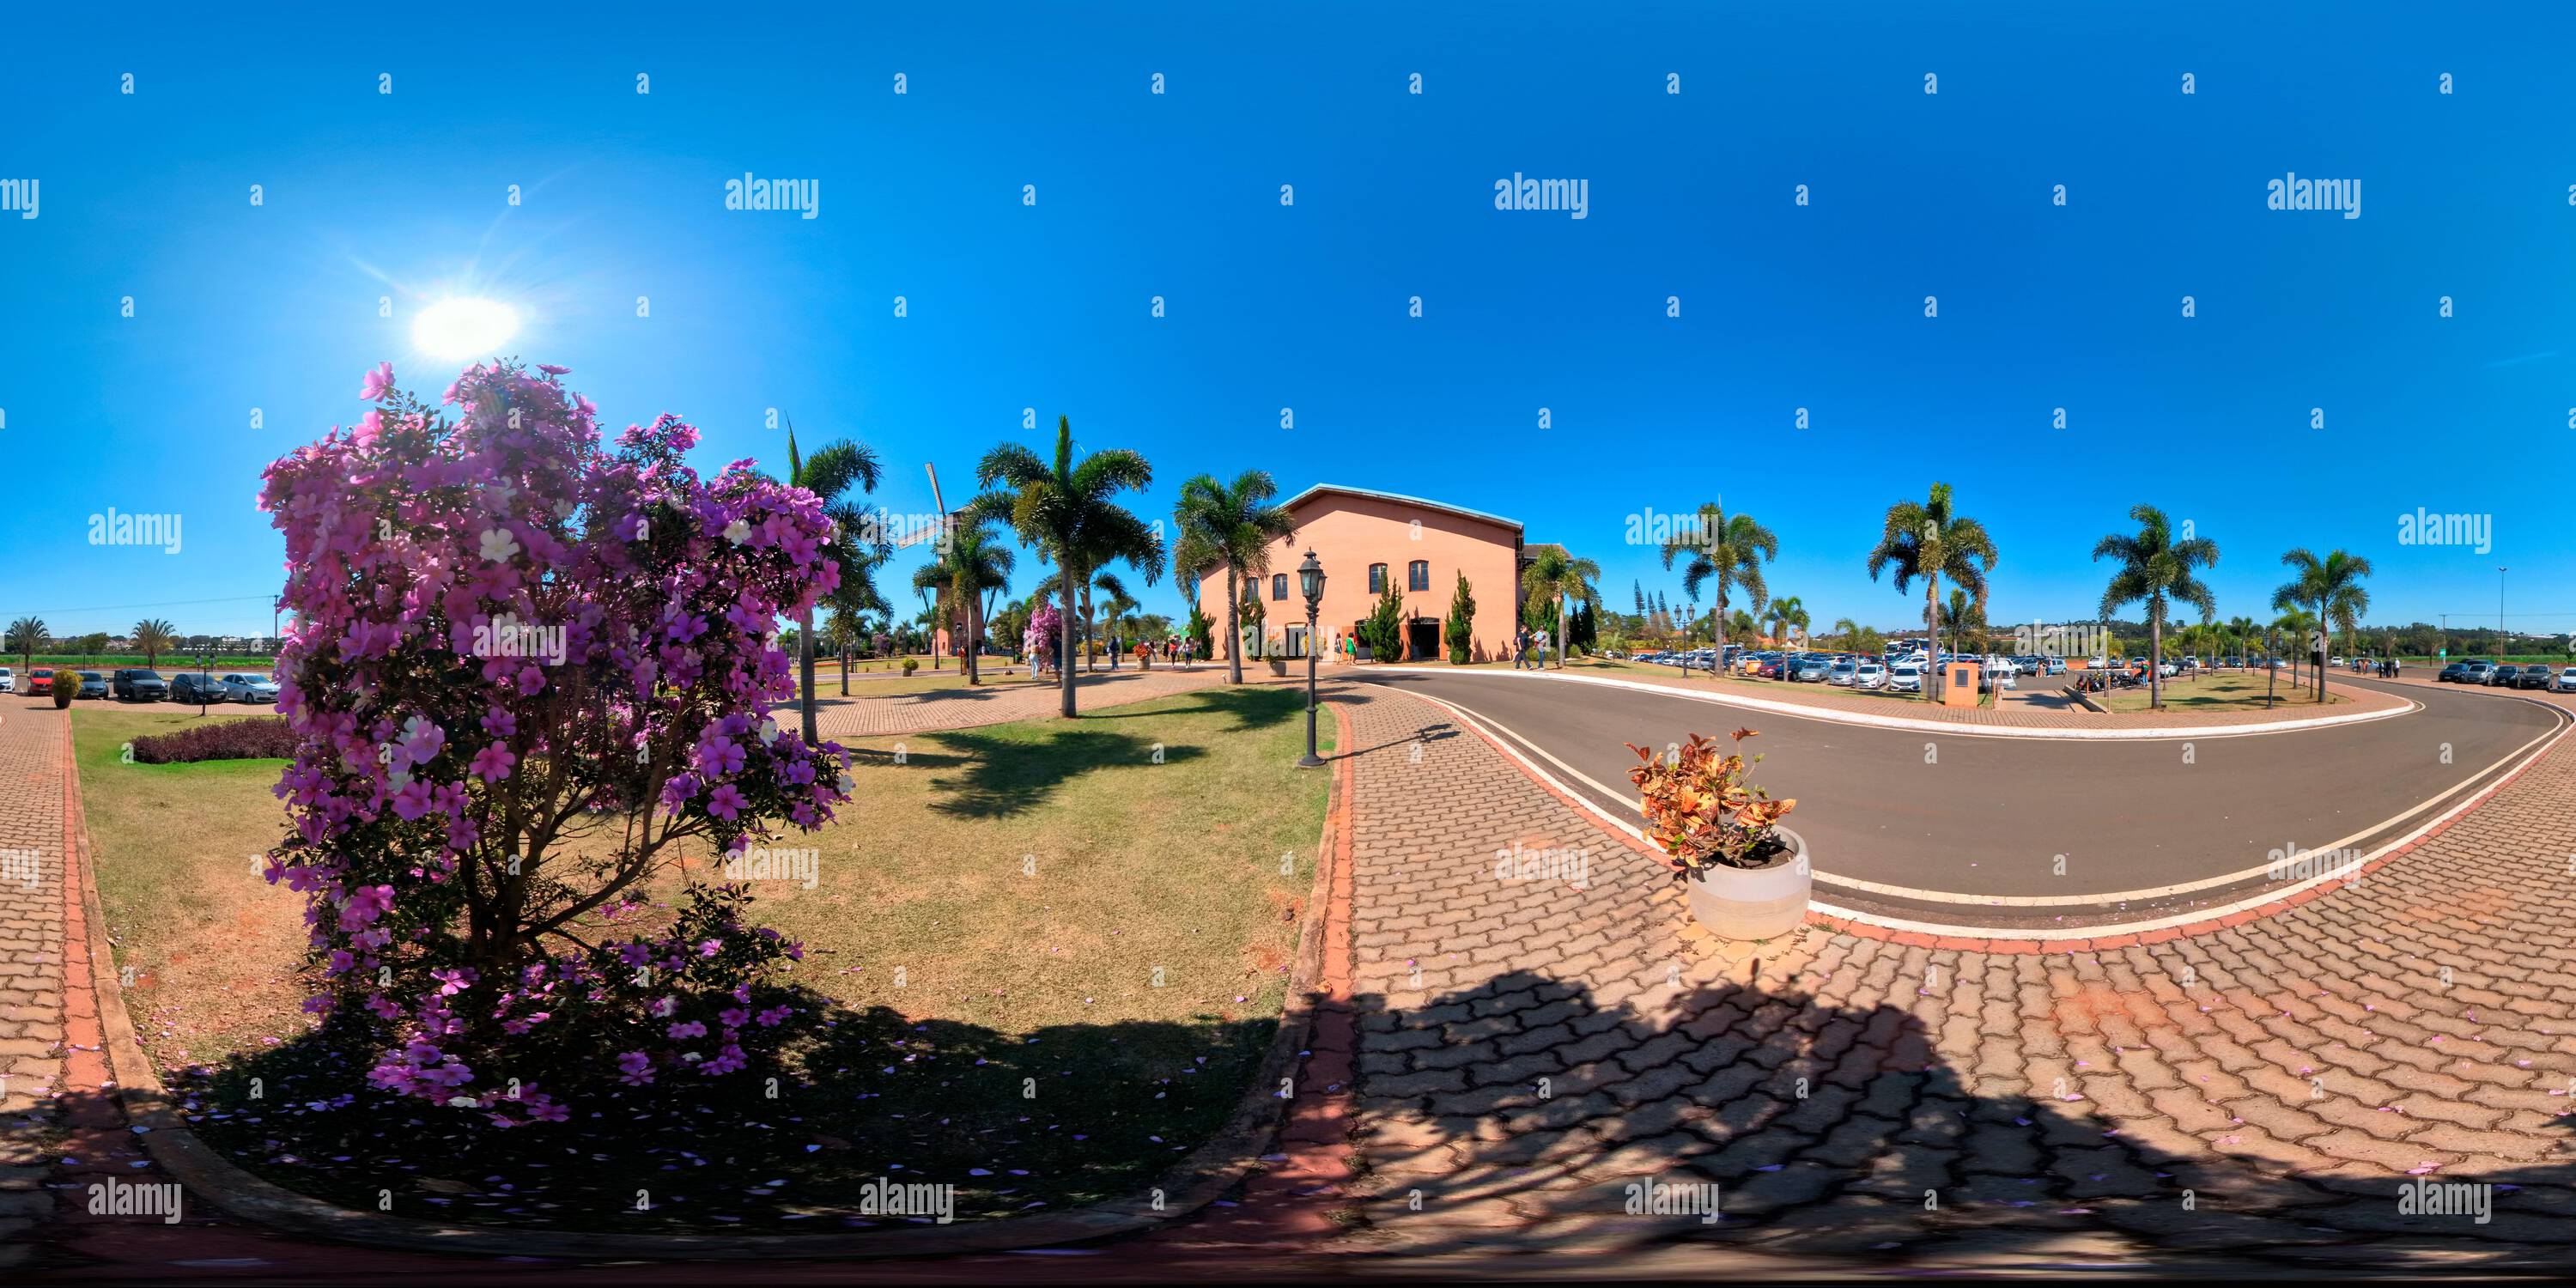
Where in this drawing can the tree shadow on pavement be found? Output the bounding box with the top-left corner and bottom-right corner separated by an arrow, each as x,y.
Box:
1330,969 -> 2576,1273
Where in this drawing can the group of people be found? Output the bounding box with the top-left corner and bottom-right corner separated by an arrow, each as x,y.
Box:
1511,625 -> 1553,669
2353,655 -> 2401,678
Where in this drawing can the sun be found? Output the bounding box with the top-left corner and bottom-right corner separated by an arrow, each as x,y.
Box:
411,297 -> 521,361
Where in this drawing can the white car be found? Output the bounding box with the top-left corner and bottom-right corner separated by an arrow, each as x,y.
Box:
219,672 -> 281,704
1853,662 -> 1886,690
2157,659 -> 2180,677
0,666 -> 13,693
1886,663 -> 1923,693
2555,666 -> 2576,694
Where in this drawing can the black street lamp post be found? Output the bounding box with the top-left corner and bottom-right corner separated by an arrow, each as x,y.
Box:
1297,550 -> 1327,769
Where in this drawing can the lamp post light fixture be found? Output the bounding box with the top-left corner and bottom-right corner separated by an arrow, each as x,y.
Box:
1297,550 -> 1327,769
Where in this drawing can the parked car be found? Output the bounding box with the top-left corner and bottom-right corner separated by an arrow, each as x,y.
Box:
1793,655 -> 1832,683
77,671 -> 108,699
25,667 -> 57,696
170,672 -> 230,705
2437,662 -> 2468,683
1886,663 -> 1923,693
2458,661 -> 2495,685
1826,659 -> 1858,686
2483,664 -> 2521,687
1852,662 -> 1886,690
112,669 -> 169,701
2157,659 -> 2179,677
2555,666 -> 2576,694
0,666 -> 13,693
1754,655 -> 1786,679
2513,665 -> 2555,690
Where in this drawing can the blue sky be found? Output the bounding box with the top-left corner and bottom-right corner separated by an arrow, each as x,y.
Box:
3,3 -> 2569,642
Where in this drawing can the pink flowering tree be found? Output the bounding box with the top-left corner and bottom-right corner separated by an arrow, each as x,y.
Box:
1023,601 -> 1063,672
258,359 -> 854,1125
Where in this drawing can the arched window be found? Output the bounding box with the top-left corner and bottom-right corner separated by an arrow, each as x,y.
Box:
1369,562 -> 1388,594
1407,560 -> 1430,591
1272,573 -> 1289,600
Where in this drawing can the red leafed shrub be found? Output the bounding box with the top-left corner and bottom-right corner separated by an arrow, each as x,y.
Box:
1625,727 -> 1796,877
131,718 -> 300,764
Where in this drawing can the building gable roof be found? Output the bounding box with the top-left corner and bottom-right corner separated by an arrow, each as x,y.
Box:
1279,483 -> 1523,535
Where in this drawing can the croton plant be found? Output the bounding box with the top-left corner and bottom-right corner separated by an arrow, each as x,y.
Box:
1625,728 -> 1797,878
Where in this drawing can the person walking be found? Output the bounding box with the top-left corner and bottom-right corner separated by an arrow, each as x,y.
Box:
1514,625 -> 1532,670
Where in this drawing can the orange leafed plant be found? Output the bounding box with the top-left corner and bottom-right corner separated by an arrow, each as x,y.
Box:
1625,728 -> 1796,878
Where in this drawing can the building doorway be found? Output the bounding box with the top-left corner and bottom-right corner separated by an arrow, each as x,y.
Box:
1406,620 -> 1439,661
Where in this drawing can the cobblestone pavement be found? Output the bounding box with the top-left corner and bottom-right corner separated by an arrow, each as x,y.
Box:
1327,679 -> 2576,1270
0,708 -> 67,1267
800,662 -> 1249,738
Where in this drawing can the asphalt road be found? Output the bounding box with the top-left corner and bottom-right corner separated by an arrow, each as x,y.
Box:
1351,667 -> 2567,928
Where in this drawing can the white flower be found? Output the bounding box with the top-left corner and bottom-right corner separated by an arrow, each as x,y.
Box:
479,527 -> 520,562
445,1096 -> 479,1108
722,519 -> 752,546
553,498 -> 578,519
837,772 -> 856,794
757,717 -> 780,744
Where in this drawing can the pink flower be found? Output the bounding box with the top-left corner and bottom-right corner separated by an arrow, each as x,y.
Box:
705,783 -> 748,820
469,741 -> 517,782
361,361 -> 395,401
617,1050 -> 654,1084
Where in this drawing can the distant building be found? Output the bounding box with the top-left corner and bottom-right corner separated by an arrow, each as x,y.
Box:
1193,484 -> 1534,663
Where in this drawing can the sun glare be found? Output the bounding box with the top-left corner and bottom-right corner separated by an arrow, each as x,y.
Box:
411,297 -> 521,361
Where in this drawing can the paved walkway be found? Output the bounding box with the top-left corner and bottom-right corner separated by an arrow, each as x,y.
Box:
803,662 -> 1254,738
1327,678 -> 2576,1270
0,709 -> 67,1267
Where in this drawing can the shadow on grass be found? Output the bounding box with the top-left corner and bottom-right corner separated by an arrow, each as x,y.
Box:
174,993 -> 1278,1235
922,727 -> 1209,819
1075,683 -> 1310,733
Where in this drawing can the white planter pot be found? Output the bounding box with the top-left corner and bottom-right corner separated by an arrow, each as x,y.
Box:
1682,827 -> 1811,941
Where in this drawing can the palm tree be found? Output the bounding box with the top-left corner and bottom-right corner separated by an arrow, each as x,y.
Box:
1659,503 -> 1776,659
2271,608 -> 2318,696
6,617 -> 46,671
823,608 -> 864,695
1866,483 -> 1998,701
131,618 -> 176,668
969,416 -> 1163,718
781,422 -> 884,744
1829,617 -> 1862,650
1093,572 -> 1140,669
1939,588 -> 1986,655
1765,596 -> 1810,649
912,516 -> 1015,685
2225,615 -> 2259,668
1170,471 -> 1299,685
2091,505 -> 2220,711
1519,546 -> 1601,670
2273,549 -> 2372,705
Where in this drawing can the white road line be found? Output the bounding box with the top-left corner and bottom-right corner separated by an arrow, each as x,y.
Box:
1366,665 -> 2417,740
1382,679 -> 2573,936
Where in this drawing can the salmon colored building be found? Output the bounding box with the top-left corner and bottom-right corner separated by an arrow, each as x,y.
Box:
1195,484 -> 1531,664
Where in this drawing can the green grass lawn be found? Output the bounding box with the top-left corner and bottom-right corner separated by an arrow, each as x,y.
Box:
81,685 -> 1335,1230
2094,669 -> 2336,714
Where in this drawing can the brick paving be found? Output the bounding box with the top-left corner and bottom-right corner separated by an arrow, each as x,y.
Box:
1406,661 -> 2406,730
0,708 -> 67,1267
1327,678 -> 2576,1268
799,662 -> 1254,738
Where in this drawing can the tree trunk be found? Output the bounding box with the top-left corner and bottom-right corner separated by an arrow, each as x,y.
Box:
965,593 -> 980,686
1059,563 -> 1078,717
1555,594 -> 1567,669
797,607 -> 817,744
2148,605 -> 2164,710
1224,564 -> 1244,684
839,641 -> 849,696
1923,575 -> 1941,702
2315,598 -> 2328,703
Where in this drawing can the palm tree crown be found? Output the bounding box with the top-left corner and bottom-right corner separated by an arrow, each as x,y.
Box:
1520,546 -> 1601,669
2273,548 -> 2372,704
2092,504 -> 2220,711
1170,471 -> 1298,684
1867,483 -> 1997,699
782,422 -> 884,742
969,416 -> 1163,717
1660,503 -> 1776,656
